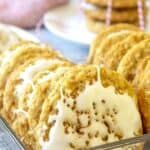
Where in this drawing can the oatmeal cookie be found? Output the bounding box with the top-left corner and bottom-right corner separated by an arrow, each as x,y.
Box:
104,32 -> 150,70
117,39 -> 150,81
0,43 -> 67,113
87,24 -> 140,63
137,61 -> 150,132
34,65 -> 142,150
93,30 -> 134,64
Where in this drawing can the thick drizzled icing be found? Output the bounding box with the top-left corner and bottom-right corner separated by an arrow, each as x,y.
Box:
41,68 -> 142,150
15,59 -> 62,98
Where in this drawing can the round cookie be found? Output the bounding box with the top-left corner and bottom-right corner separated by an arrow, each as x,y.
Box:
86,0 -> 145,9
93,30 -> 134,64
0,41 -> 37,66
104,32 -> 150,70
2,59 -> 71,123
0,43 -> 67,113
137,61 -> 150,132
87,24 -> 140,64
34,65 -> 142,150
85,8 -> 140,22
12,64 -> 72,150
117,39 -> 150,81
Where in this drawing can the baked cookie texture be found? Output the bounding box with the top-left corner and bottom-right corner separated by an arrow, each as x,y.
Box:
35,65 -> 142,150
117,39 -> 150,81
104,32 -> 150,70
93,30 -> 134,64
87,23 -> 150,133
87,23 -> 140,64
0,39 -> 143,150
83,0 -> 146,32
138,67 -> 150,133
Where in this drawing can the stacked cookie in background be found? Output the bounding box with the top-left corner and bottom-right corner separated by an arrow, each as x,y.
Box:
87,23 -> 150,133
84,0 -> 146,32
0,40 -> 143,150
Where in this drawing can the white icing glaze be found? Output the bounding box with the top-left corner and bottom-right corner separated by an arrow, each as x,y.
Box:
15,59 -> 61,98
41,69 -> 142,150
14,108 -> 28,118
1,50 -> 17,66
38,67 -> 69,84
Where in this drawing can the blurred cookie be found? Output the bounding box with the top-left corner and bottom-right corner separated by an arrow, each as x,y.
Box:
85,17 -> 107,32
93,30 -> 134,64
104,32 -> 150,70
117,39 -> 150,81
85,8 -> 140,22
86,0 -> 145,9
35,65 -> 142,150
0,25 -> 22,53
87,24 -> 140,63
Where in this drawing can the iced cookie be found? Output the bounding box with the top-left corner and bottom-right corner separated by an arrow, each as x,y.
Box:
12,64 -> 72,150
0,43 -> 67,114
34,65 -> 142,150
117,39 -> 150,81
86,0 -> 145,9
104,32 -> 150,70
87,24 -> 140,63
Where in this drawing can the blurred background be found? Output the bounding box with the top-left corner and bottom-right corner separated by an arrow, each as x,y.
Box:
0,0 -> 149,63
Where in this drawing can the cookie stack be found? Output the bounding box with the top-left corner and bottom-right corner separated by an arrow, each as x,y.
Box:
84,0 -> 146,32
0,41 -> 142,150
87,23 -> 150,133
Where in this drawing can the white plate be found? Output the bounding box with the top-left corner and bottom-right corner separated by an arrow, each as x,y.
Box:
0,24 -> 39,42
44,0 -> 95,45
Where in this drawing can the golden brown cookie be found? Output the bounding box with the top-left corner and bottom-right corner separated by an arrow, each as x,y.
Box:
0,43 -> 67,115
133,56 -> 150,88
104,32 -> 150,70
86,0 -> 145,9
87,23 -> 140,63
93,30 -> 134,64
137,61 -> 150,133
117,39 -> 150,81
34,65 -> 142,150
85,7 -> 140,22
12,65 -> 72,150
